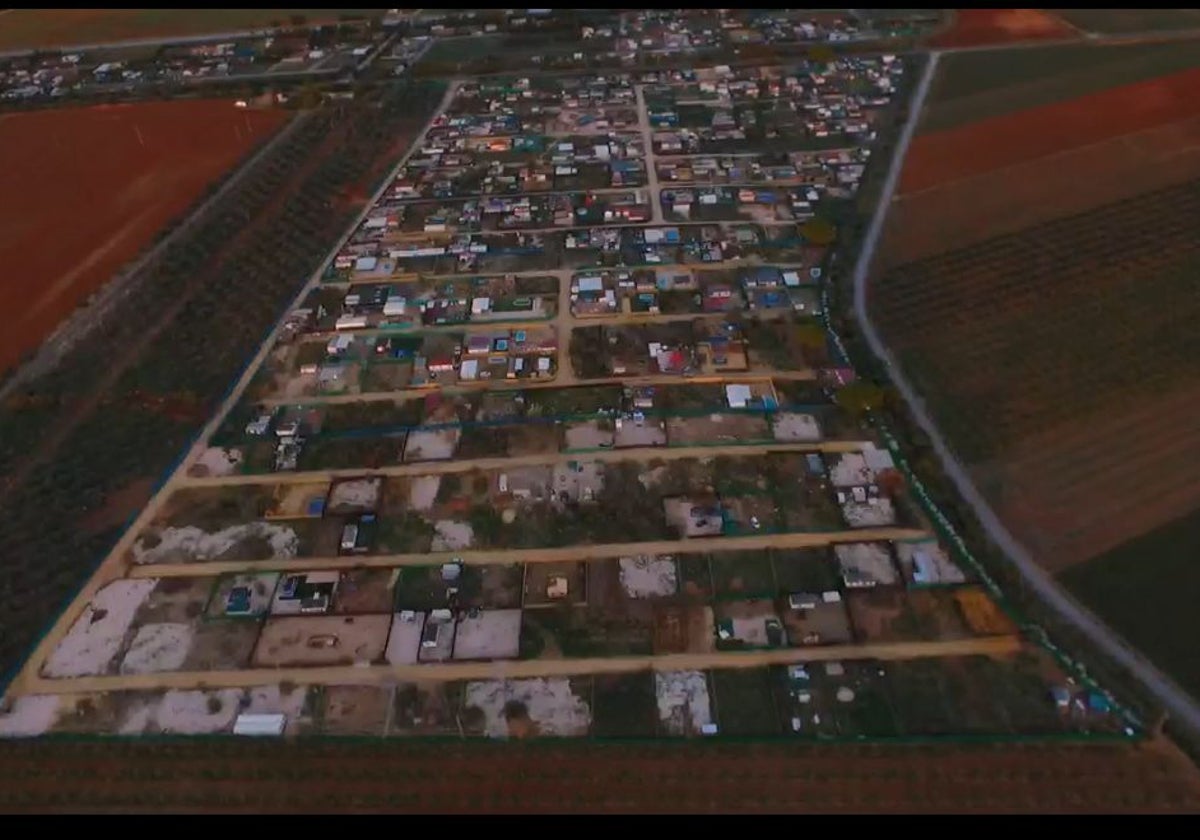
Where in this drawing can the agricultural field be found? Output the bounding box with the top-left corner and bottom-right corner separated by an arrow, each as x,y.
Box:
873,178 -> 1200,571
927,9 -> 1078,50
885,59 -> 1200,266
1061,509 -> 1200,700
922,40 -> 1200,134
1,734 -> 1198,812
1051,9 -> 1200,35
0,9 -> 386,50
0,99 -> 290,376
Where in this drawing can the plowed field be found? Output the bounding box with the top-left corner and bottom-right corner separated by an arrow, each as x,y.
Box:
0,100 -> 289,376
1,737 -> 1198,813
871,178 -> 1200,571
900,66 -> 1200,194
881,114 -> 1200,266
0,10 -> 382,50
928,9 -> 1078,49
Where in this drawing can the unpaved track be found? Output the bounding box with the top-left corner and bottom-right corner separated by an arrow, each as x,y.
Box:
125,526 -> 929,579
1,82 -> 463,706
24,635 -> 1020,696
180,439 -> 873,488
259,369 -> 818,407
855,51 -> 1200,735
634,82 -> 665,223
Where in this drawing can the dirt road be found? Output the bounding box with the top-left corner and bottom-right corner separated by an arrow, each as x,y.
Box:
259,368 -> 817,407
125,526 -> 929,579
181,439 -> 871,488
634,82 -> 665,224
23,635 -> 1020,696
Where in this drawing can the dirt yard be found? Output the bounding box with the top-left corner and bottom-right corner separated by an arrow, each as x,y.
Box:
332,568 -> 396,614
319,684 -> 392,736
0,99 -> 289,375
252,614 -> 391,667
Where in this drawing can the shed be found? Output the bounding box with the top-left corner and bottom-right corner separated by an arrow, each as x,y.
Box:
233,714 -> 286,737
725,383 -> 752,408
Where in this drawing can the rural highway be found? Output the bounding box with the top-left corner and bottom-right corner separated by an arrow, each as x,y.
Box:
851,50 -> 1200,736
125,526 -> 930,579
24,635 -> 1020,696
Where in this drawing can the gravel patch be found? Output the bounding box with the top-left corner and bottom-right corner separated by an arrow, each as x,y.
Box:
132,523 -> 300,565
432,520 -> 474,551
119,623 -> 194,674
43,579 -> 158,678
465,678 -> 592,738
0,695 -> 63,737
619,555 -> 679,598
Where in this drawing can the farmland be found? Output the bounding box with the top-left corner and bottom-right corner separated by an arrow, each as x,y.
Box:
0,99 -> 290,376
884,61 -> 1200,266
0,9 -> 387,51
1061,509 -> 1200,700
901,67 -> 1200,195
1051,10 -> 1200,35
872,178 -> 1200,571
0,736 -> 1197,813
922,41 -> 1200,134
927,9 -> 1078,50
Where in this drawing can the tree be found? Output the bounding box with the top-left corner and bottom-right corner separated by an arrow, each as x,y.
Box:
807,44 -> 836,65
835,380 -> 885,420
799,217 -> 837,246
793,319 -> 827,354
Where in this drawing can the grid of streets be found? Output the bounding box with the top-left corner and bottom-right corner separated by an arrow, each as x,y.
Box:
0,54 -> 1134,741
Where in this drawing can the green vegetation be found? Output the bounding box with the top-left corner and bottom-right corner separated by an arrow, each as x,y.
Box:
1061,508 -> 1200,700
711,668 -> 781,737
591,673 -> 658,738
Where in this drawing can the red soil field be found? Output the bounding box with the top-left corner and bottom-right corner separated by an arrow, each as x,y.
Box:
900,66 -> 1200,195
0,99 -> 289,377
882,114 -> 1200,267
928,9 -> 1078,49
1,738 -> 1198,813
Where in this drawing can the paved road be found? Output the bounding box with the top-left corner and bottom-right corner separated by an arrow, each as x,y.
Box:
2,81 -> 463,706
851,50 -> 1200,736
125,526 -> 929,579
183,439 -> 873,488
25,635 -> 1019,696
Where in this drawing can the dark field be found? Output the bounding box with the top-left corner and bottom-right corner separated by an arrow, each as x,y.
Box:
0,737 -> 1198,813
1061,508 -> 1200,701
